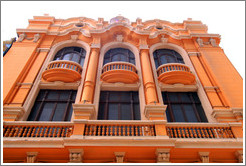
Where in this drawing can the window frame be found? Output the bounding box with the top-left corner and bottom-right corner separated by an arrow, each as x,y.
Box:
54,47 -> 86,66
153,49 -> 185,68
98,91 -> 140,120
27,90 -> 76,121
103,48 -> 135,65
163,92 -> 208,123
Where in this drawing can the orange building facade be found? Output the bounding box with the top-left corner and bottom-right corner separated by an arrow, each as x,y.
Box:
2,15 -> 243,163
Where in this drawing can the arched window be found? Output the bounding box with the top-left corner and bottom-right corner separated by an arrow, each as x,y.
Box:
103,48 -> 135,65
54,47 -> 86,66
153,49 -> 184,68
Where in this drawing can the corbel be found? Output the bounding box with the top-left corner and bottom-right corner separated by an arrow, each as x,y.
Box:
114,152 -> 125,163
196,37 -> 203,47
199,152 -> 209,163
69,149 -> 84,163
33,33 -> 41,43
26,152 -> 38,163
17,33 -> 26,42
156,148 -> 170,163
209,38 -> 218,47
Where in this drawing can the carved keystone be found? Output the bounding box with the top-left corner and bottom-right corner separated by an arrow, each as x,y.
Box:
199,152 -> 209,163
26,152 -> 38,163
114,152 -> 125,163
235,150 -> 243,163
156,149 -> 170,163
69,149 -> 84,163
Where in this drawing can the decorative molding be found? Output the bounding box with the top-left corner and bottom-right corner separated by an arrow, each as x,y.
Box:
235,150 -> 243,163
139,44 -> 149,50
159,83 -> 198,92
71,35 -> 79,41
209,38 -> 218,47
160,35 -> 168,43
156,148 -> 170,163
26,152 -> 38,163
116,35 -> 124,42
17,33 -> 26,42
197,37 -> 204,47
72,104 -> 96,119
144,104 -> 167,119
114,152 -> 125,163
188,52 -> 201,57
36,48 -> 50,52
199,152 -> 209,163
3,106 -> 25,121
69,149 -> 84,163
33,33 -> 40,42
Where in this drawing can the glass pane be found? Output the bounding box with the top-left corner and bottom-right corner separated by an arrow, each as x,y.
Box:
112,54 -> 119,62
183,105 -> 198,122
63,53 -> 71,60
47,91 -> 58,100
98,103 -> 105,120
160,55 -> 168,64
120,54 -> 127,61
120,104 -> 131,120
52,103 -> 67,121
129,58 -> 135,65
167,55 -> 176,63
80,57 -> 85,66
71,53 -> 80,63
165,107 -> 171,122
38,103 -> 54,121
133,92 -> 139,102
172,104 -> 185,122
59,90 -> 70,100
103,58 -> 110,65
27,102 -> 41,121
168,93 -> 179,102
133,104 -> 140,120
108,104 -> 118,120
192,93 -> 200,103
196,104 -> 208,122
36,90 -> 46,100
66,104 -> 73,121
99,92 -> 108,102
180,93 -> 191,102
109,92 -> 120,102
154,59 -> 159,68
71,91 -> 77,101
121,92 -> 130,102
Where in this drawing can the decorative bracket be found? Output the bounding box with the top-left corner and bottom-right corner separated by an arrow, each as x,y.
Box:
114,152 -> 125,163
156,148 -> 170,163
69,149 -> 84,163
26,152 -> 38,163
199,152 -> 209,163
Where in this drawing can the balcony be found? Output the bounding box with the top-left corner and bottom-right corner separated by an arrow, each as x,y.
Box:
157,63 -> 196,85
3,122 -> 73,138
3,121 -> 239,139
100,62 -> 139,84
42,60 -> 82,83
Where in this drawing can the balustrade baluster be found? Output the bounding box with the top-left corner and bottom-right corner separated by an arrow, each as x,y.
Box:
13,127 -> 19,137
204,128 -> 209,138
26,127 -> 32,137
127,125 -> 130,136
36,126 -> 41,137
173,127 -> 178,138
185,127 -> 189,138
181,127 -> 186,138
9,127 -> 15,137
200,128 -> 205,138
188,127 -> 193,138
53,127 -> 57,137
18,126 -> 24,137
227,128 -> 234,138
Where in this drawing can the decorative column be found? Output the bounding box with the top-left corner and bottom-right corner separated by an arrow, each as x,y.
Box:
26,152 -> 38,163
156,149 -> 170,163
69,149 -> 84,163
139,48 -> 158,105
73,38 -> 100,121
199,152 -> 209,163
139,39 -> 167,122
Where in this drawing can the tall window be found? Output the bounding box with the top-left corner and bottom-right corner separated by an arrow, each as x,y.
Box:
103,48 -> 135,65
98,91 -> 140,120
162,92 -> 208,122
153,49 -> 184,68
54,47 -> 86,66
27,90 -> 76,121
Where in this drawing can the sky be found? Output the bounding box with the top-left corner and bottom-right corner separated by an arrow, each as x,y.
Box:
1,1 -> 245,77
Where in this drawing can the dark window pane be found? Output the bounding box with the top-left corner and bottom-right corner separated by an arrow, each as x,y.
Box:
112,55 -> 119,62
133,104 -> 140,120
168,93 -> 179,102
65,104 -> 73,121
47,91 -> 58,100
59,91 -> 70,100
196,104 -> 208,122
52,103 -> 67,121
172,104 -> 185,122
121,92 -> 130,102
109,92 -> 120,102
71,91 -> 77,101
104,48 -> 135,65
108,104 -> 118,120
99,92 -> 108,102
192,93 -> 200,102
63,53 -> 71,60
121,104 -> 131,120
160,55 -> 167,64
180,93 -> 191,102
36,90 -> 46,100
98,103 -> 106,120
183,105 -> 198,122
80,58 -> 85,66
120,54 -> 127,61
71,53 -> 80,63
133,92 -> 139,102
27,102 -> 41,121
165,107 -> 171,122
38,103 -> 54,121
